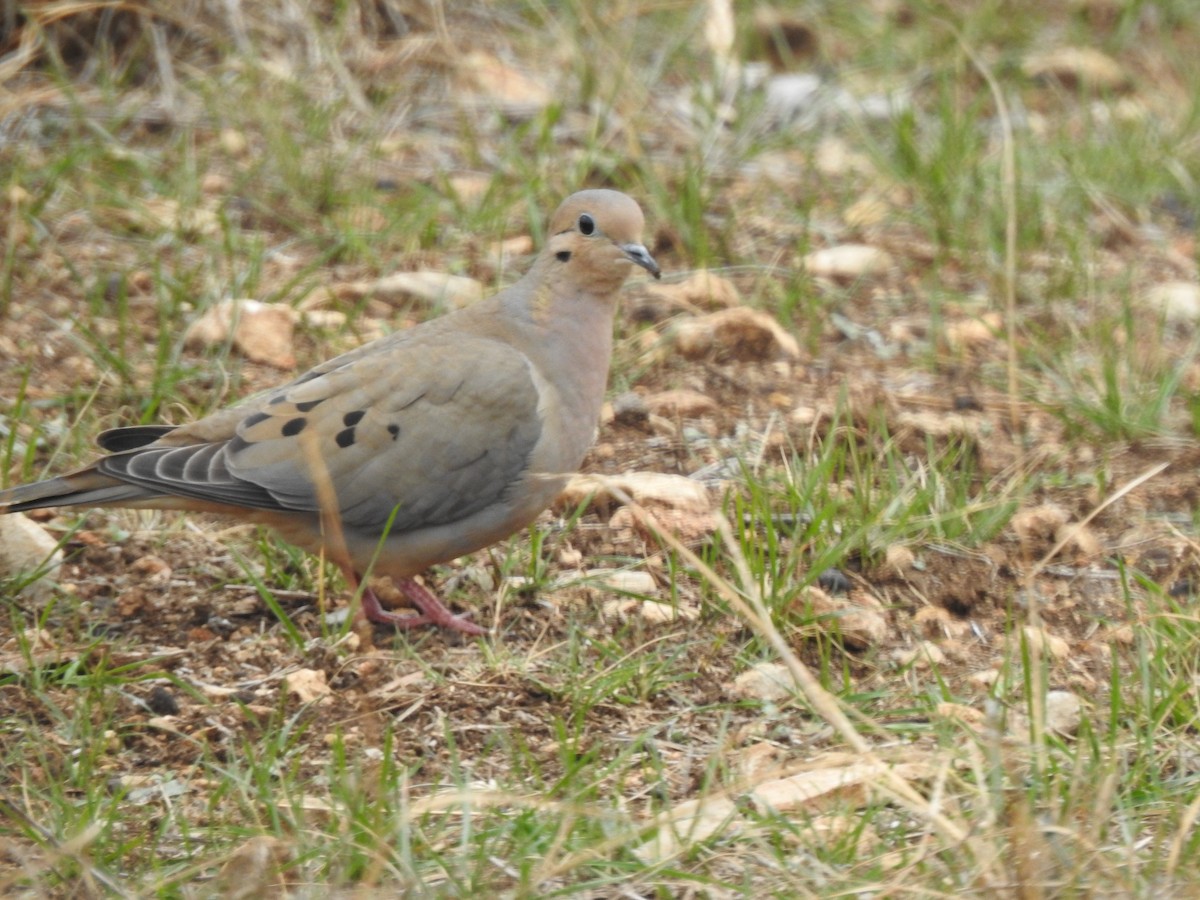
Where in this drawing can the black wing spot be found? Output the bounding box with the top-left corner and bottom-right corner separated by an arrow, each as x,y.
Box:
556,250 -> 571,262
281,418 -> 308,437
226,434 -> 250,454
387,424 -> 400,440
343,410 -> 366,427
268,394 -> 287,405
243,411 -> 271,427
335,427 -> 356,448
295,398 -> 324,413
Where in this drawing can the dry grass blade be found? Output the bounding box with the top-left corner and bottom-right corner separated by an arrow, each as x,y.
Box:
594,479 -> 997,883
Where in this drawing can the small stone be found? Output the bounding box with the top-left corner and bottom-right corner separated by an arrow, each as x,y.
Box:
643,389 -> 718,418
602,597 -> 698,624
586,569 -> 657,595
332,271 -> 483,310
185,299 -> 297,369
1022,47 -> 1129,92
0,515 -> 63,600
146,685 -> 180,716
219,128 -> 249,157
1011,504 -> 1069,545
803,244 -> 894,281
641,270 -> 742,313
668,307 -> 800,363
731,662 -> 793,702
885,544 -> 916,574
1142,281 -> 1200,324
1022,625 -> 1070,660
968,668 -> 1000,689
558,472 -> 712,514
893,640 -> 946,667
283,668 -> 332,703
1045,690 -> 1083,736
611,392 -> 650,427
816,568 -> 850,594
796,587 -> 888,651
944,317 -> 999,350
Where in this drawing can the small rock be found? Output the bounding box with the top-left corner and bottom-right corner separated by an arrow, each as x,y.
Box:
1010,504 -> 1069,546
751,8 -> 818,70
668,307 -> 800,362
1022,47 -> 1129,92
968,668 -> 1000,689
300,309 -> 348,330
1022,625 -> 1070,660
1045,690 -> 1083,735
885,544 -> 916,574
795,587 -> 888,651
488,234 -> 535,266
803,244 -> 893,280
456,51 -> 552,118
935,702 -> 986,730
733,741 -> 786,782
130,554 -> 172,586
944,316 -> 999,351
842,192 -> 892,228
641,270 -> 742,314
219,128 -> 249,157
893,640 -> 946,667
0,515 -> 63,600
763,72 -> 823,121
283,668 -> 332,703
1142,281 -> 1200,324
608,504 -> 720,547
644,389 -> 718,418
731,661 -> 793,702
586,569 -> 657,595
611,391 -> 650,427
146,685 -> 180,716
558,471 -> 712,514
954,394 -> 983,412
602,597 -> 698,624
332,271 -> 483,309
816,568 -> 851,594
185,299 -> 297,369
895,410 -> 984,440
448,174 -> 491,203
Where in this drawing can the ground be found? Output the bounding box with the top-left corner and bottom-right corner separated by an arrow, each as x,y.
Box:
3,1 -> 1200,896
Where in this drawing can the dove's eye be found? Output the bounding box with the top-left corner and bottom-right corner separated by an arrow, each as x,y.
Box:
578,213 -> 595,235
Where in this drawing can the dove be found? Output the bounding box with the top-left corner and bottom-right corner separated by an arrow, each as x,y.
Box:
0,189 -> 660,636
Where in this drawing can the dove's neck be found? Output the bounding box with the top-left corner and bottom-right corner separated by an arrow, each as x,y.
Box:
501,269 -> 618,458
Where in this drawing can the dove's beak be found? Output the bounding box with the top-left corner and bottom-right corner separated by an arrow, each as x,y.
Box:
621,242 -> 661,280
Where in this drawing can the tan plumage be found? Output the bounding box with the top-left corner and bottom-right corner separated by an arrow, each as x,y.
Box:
1,190 -> 660,635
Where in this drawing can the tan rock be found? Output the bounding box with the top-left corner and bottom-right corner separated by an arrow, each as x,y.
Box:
332,271 -> 483,310
185,299 -> 297,369
1022,47 -> 1129,91
803,244 -> 893,280
731,661 -> 794,702
0,515 -> 62,600
644,389 -> 718,418
559,471 -> 711,514
669,307 -> 800,362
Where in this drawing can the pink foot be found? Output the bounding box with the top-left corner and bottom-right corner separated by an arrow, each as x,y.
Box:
357,577 -> 487,636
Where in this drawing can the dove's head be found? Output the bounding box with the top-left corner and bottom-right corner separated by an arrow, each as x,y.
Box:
544,190 -> 660,294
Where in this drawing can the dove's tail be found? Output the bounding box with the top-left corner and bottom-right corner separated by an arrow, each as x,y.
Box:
0,469 -> 157,514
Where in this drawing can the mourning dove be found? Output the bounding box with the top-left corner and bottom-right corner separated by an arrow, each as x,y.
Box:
1,189 -> 660,636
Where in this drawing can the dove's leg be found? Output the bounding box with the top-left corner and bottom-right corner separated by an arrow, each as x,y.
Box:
354,574 -> 488,636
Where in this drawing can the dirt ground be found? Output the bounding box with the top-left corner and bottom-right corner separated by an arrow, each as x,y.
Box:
4,3 -> 1200,890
